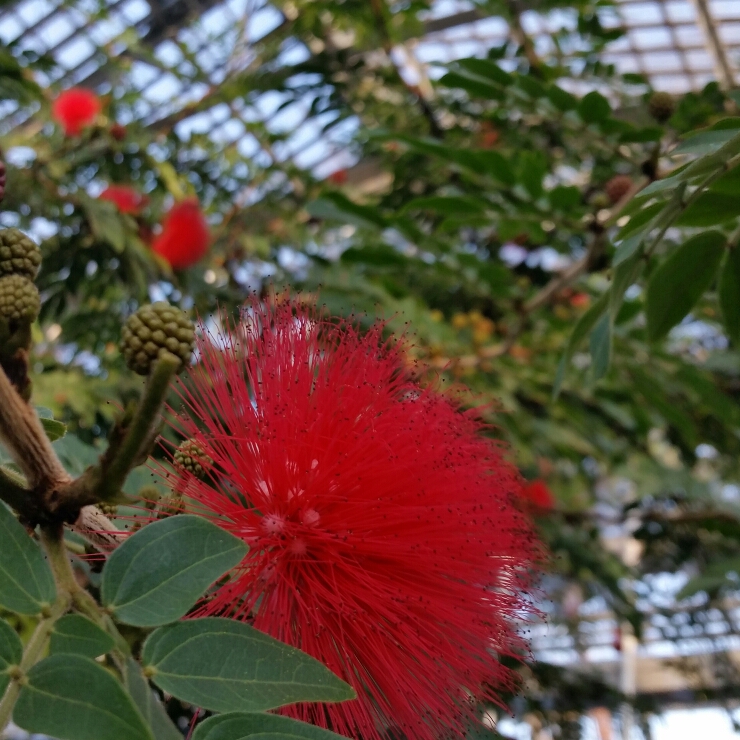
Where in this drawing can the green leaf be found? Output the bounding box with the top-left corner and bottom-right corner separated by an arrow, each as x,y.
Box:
0,503 -> 56,614
401,196 -> 486,216
609,252 -> 643,319
456,58 -> 513,87
677,556 -> 740,599
340,245 -> 407,267
14,654 -> 154,740
50,614 -> 114,658
101,514 -> 248,627
720,246 -> 740,346
81,196 -> 127,253
645,230 -> 726,341
0,618 -> 22,697
123,657 -> 182,740
578,91 -> 611,124
547,84 -> 578,111
619,126 -> 663,143
142,617 -> 355,712
552,292 -> 609,397
676,192 -> 740,227
672,129 -> 740,156
39,416 -> 67,442
307,195 -> 385,230
548,186 -> 581,211
437,72 -> 504,100
589,314 -> 612,380
612,234 -> 644,267
192,713 -> 351,740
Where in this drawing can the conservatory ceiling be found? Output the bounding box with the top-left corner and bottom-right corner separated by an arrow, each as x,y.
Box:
1,0 -> 740,177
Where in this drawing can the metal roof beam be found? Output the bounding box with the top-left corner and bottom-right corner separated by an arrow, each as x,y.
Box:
687,0 -> 736,89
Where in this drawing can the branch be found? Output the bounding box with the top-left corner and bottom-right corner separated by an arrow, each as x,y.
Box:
368,0 -> 443,138
0,365 -> 70,491
56,352 -> 180,518
72,505 -> 124,550
484,177 -> 651,358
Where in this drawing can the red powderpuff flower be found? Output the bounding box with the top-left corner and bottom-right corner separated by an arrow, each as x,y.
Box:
523,479 -> 554,512
151,198 -> 210,269
51,88 -> 101,136
99,185 -> 148,215
164,297 -> 541,740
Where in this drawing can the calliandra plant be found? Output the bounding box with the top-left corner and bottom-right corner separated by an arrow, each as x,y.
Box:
160,297 -> 543,740
0,178 -> 358,740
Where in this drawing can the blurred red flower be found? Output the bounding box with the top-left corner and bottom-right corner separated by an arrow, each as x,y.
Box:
99,185 -> 147,215
328,169 -> 348,185
164,297 -> 541,740
523,479 -> 554,511
51,88 -> 101,136
110,123 -> 127,141
151,198 -> 210,269
569,293 -> 591,309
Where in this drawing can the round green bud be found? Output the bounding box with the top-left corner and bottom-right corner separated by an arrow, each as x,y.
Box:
173,440 -> 212,479
120,302 -> 195,376
648,91 -> 675,123
0,275 -> 41,323
158,493 -> 184,518
0,229 -> 41,280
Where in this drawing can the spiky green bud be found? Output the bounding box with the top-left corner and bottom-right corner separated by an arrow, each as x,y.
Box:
0,229 -> 41,280
120,302 -> 195,376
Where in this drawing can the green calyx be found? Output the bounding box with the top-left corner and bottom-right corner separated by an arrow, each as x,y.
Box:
120,302 -> 195,376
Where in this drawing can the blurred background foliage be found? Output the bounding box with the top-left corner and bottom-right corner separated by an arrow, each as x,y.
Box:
3,0 -> 740,736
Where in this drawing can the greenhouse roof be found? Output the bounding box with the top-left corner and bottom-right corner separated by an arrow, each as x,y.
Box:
1,0 -> 739,179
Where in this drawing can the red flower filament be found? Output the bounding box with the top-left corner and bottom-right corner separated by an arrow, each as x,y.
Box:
51,88 -> 101,136
167,299 -> 541,740
151,198 -> 210,269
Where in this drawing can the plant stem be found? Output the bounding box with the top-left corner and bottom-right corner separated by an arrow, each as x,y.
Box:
41,524 -> 130,661
100,352 -> 180,501
0,575 -> 70,732
56,352 -> 180,516
40,524 -> 81,596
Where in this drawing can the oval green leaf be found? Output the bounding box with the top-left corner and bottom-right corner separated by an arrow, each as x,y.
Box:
101,514 -> 248,627
645,230 -> 726,342
0,503 -> 56,614
0,618 -> 22,697
719,246 -> 740,347
50,614 -> 115,658
142,617 -> 355,713
14,654 -> 154,740
192,713 -> 351,740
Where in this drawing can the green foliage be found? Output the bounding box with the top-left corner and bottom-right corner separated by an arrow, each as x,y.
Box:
645,231 -> 727,341
141,618 -> 356,712
49,614 -> 115,658
2,0 -> 740,735
101,515 -> 248,627
192,713 -> 352,740
122,657 -> 183,740
0,618 -> 22,696
0,503 -> 56,614
14,654 -> 154,740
